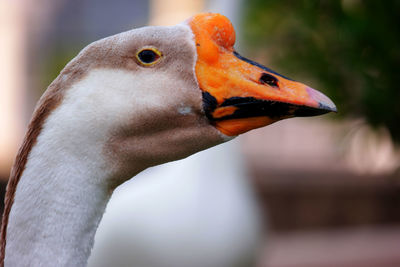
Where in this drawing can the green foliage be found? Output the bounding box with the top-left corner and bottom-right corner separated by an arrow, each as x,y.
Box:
242,0 -> 400,141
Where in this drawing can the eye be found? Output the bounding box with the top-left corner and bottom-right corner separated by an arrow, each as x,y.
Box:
136,48 -> 162,66
260,73 -> 279,87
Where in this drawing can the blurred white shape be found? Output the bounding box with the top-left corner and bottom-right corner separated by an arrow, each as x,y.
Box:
344,120 -> 400,175
88,140 -> 263,267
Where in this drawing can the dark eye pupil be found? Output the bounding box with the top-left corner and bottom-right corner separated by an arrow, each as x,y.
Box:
260,73 -> 278,87
138,50 -> 158,63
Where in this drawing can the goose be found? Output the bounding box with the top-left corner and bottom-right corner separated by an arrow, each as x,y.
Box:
0,13 -> 336,267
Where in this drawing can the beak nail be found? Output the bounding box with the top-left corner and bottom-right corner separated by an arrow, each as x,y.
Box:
306,87 -> 337,113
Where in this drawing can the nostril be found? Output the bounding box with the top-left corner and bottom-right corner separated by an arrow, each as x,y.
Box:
260,73 -> 279,87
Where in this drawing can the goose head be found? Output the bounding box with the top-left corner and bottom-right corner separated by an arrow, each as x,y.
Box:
34,13 -> 335,184
1,13 -> 337,266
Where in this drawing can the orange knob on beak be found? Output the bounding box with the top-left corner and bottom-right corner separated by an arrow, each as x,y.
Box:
189,13 -> 336,136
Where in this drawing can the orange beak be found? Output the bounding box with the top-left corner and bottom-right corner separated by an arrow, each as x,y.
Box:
188,13 -> 336,136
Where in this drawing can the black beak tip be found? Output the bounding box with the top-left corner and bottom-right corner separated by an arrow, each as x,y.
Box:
294,103 -> 337,117
319,102 -> 337,113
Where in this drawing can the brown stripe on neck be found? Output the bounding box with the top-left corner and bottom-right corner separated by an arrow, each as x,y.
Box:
0,60 -> 88,266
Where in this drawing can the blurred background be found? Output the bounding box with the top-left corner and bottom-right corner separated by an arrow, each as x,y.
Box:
1,0 -> 400,266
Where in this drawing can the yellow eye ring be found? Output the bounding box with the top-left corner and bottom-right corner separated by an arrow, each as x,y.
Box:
136,47 -> 162,66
